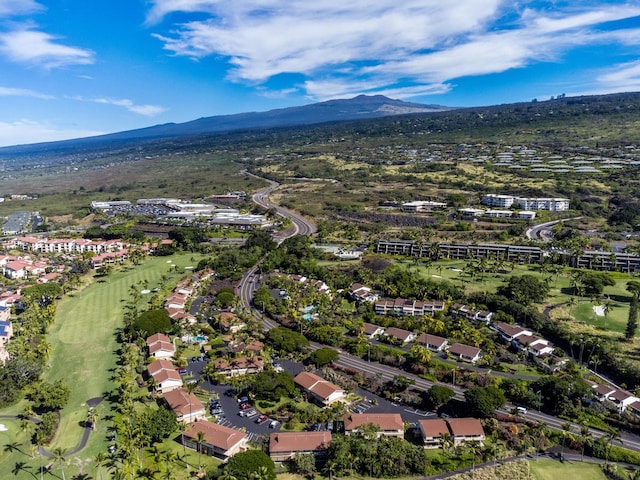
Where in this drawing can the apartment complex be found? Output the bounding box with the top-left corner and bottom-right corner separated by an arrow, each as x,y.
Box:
481,194 -> 570,211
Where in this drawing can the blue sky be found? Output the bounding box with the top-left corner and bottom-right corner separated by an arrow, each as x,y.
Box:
1,0 -> 640,147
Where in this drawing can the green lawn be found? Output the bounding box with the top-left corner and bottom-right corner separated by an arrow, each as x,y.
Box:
0,252 -> 206,479
529,459 -> 607,480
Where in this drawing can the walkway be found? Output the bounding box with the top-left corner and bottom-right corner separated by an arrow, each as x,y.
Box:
1,397 -> 103,457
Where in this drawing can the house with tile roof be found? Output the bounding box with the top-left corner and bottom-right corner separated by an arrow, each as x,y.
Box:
213,356 -> 264,377
383,327 -> 415,345
416,333 -> 448,352
349,284 -> 378,303
163,388 -> 206,424
147,333 -> 175,360
418,418 -> 485,448
294,371 -> 345,407
446,418 -> 485,446
269,431 -> 332,462
447,343 -> 482,364
147,359 -> 183,393
344,413 -> 404,438
417,418 -> 450,448
362,322 -> 385,339
182,420 -> 249,461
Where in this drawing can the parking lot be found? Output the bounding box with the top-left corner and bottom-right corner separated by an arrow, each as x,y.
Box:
184,355 -> 436,438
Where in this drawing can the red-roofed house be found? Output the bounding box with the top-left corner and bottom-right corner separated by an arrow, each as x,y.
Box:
213,356 -> 264,377
147,333 -> 175,360
147,359 -> 182,393
294,372 -> 345,407
163,388 -> 206,423
446,418 -> 485,446
269,431 -> 332,462
417,418 -> 485,447
344,413 -> 404,438
417,419 -> 450,448
182,420 -> 249,461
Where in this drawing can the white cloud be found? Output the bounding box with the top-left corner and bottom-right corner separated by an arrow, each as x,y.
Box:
596,60 -> 640,92
148,1 -> 640,100
0,119 -> 103,148
93,98 -> 166,116
0,86 -> 53,99
146,0 -> 223,24
0,0 -> 43,17
0,29 -> 94,68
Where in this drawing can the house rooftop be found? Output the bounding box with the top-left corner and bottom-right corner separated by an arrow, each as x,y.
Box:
418,418 -> 449,438
446,418 -> 484,437
163,389 -> 204,417
269,431 -> 332,454
184,420 -> 247,451
344,413 -> 404,432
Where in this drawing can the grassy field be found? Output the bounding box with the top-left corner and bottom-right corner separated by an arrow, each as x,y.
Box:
0,252 -> 206,479
529,459 -> 607,480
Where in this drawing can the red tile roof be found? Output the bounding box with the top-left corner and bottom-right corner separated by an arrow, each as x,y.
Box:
269,431 -> 331,454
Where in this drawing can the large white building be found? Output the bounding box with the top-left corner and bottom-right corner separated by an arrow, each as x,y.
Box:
481,194 -> 569,211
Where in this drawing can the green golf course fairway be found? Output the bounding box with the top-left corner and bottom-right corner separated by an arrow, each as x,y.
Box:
44,253 -> 205,455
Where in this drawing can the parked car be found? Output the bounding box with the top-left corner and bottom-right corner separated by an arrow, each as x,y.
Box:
255,415 -> 268,424
269,420 -> 279,428
178,368 -> 188,375
240,403 -> 252,410
245,409 -> 258,418
237,396 -> 249,404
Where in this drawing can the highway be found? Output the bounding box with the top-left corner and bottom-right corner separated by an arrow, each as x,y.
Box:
237,174 -> 639,453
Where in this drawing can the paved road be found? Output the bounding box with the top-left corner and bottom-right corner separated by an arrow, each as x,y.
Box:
525,216 -> 583,241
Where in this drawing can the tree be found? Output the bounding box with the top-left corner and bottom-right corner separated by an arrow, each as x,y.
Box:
266,327 -> 309,354
30,380 -> 70,413
309,347 -> 339,367
224,450 -> 276,480
497,275 -> 549,305
52,448 -> 68,480
290,453 -> 316,477
625,296 -> 640,340
424,385 -> 455,409
87,408 -> 98,431
196,430 -> 206,470
627,284 -> 640,340
132,309 -> 172,337
252,370 -> 295,401
464,386 -> 506,418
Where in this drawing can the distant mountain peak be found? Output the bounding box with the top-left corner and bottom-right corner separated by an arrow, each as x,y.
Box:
0,94 -> 451,151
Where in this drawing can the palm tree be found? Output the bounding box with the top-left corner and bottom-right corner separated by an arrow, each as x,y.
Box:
560,422 -> 572,459
220,468 -> 238,480
196,430 -> 206,470
87,407 -> 99,431
52,448 -> 68,480
579,424 -> 592,462
11,461 -> 34,478
605,428 -> 622,465
93,452 -> 108,480
567,297 -> 578,316
4,441 -> 23,455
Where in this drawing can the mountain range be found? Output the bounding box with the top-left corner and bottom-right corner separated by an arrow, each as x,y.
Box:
0,95 -> 450,155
